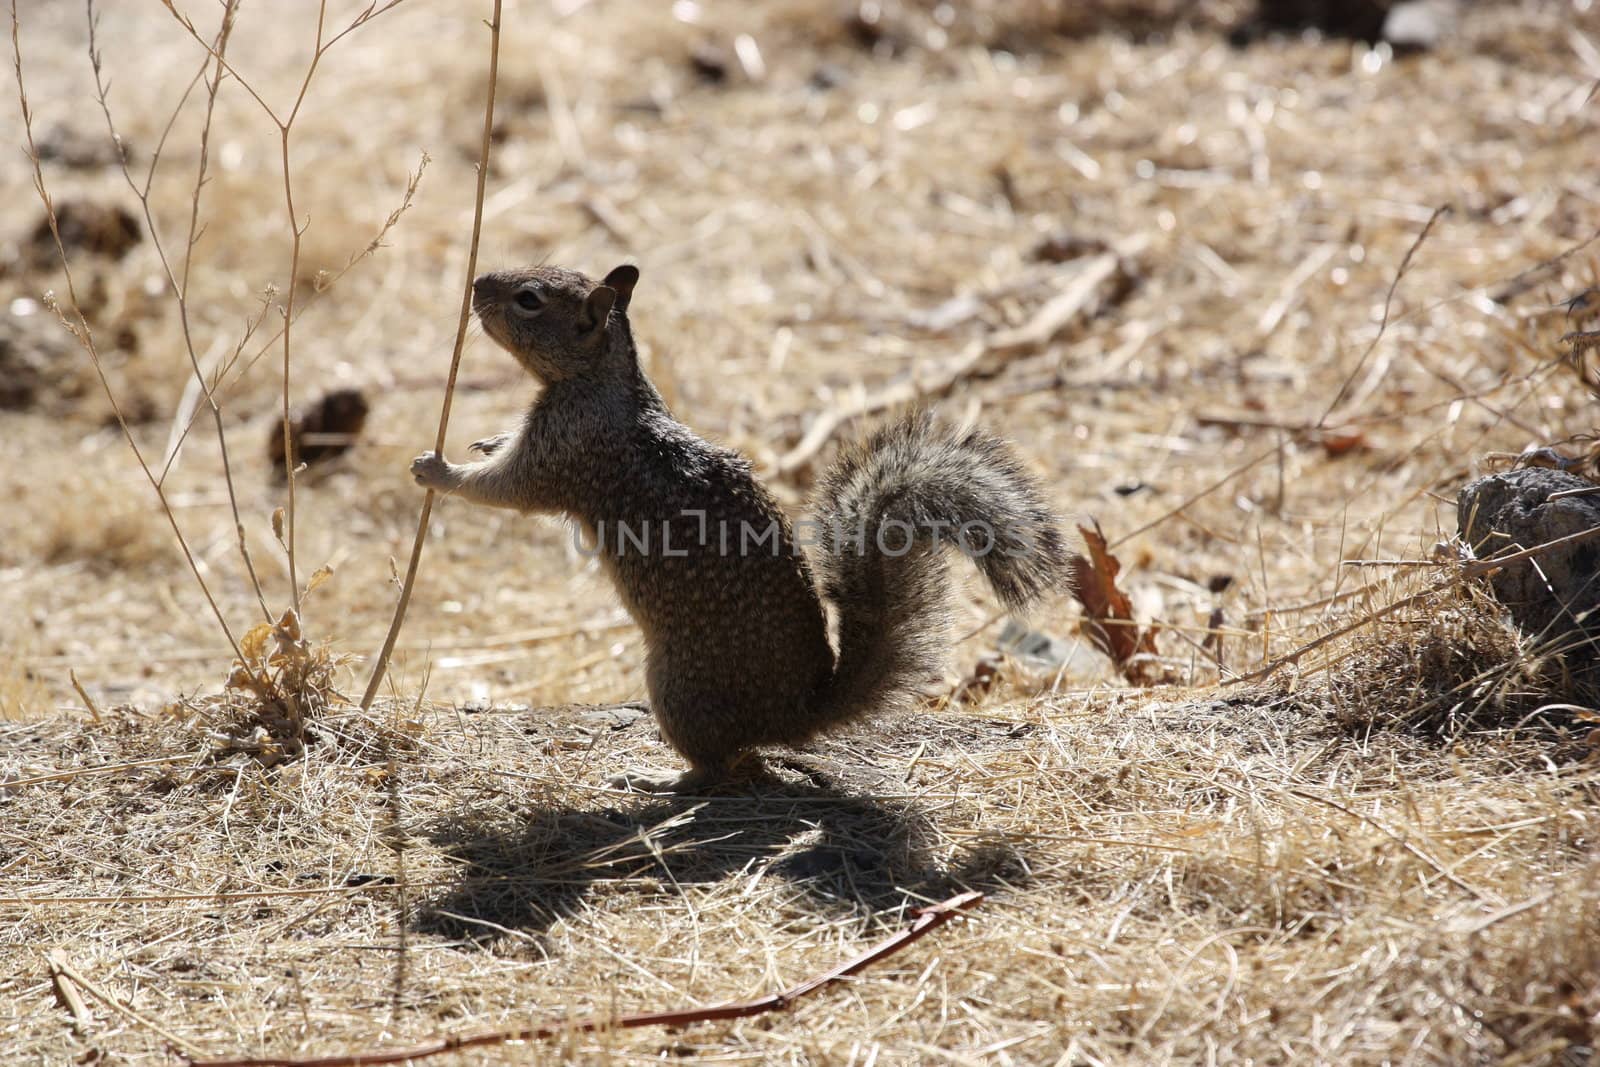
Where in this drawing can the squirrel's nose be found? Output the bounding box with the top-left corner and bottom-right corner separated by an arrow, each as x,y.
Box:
471,274 -> 502,310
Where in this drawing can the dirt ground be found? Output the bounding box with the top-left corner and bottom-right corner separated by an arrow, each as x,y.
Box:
3,0 -> 1600,1063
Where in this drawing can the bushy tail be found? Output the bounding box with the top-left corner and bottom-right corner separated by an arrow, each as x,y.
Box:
802,409 -> 1068,736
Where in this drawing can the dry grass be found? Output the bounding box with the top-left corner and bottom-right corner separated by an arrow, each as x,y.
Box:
2,465 -> 174,570
5,0 -> 1600,1062
1325,577 -> 1600,747
3,693 -> 1597,1063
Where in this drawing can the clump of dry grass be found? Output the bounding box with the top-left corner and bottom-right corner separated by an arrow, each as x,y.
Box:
1324,577 -> 1599,745
1428,861 -> 1600,1059
1,465 -> 173,571
210,607 -> 347,766
0,648 -> 48,721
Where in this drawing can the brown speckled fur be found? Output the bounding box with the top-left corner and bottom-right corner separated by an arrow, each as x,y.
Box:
411,264 -> 1067,790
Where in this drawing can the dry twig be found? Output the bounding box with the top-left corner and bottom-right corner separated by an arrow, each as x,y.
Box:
46,950 -> 94,1035
185,890 -> 984,1067
10,0 -> 245,661
776,247 -> 1129,475
1319,205 -> 1447,426
357,2 -> 501,710
157,0 -> 413,613
49,953 -> 205,1057
88,0 -> 273,624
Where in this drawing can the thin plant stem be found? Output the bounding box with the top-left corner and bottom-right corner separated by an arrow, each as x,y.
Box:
275,0 -> 333,616
87,0 -> 273,624
10,0 -> 244,663
157,0 -> 415,617
158,157 -> 427,483
359,0 -> 503,711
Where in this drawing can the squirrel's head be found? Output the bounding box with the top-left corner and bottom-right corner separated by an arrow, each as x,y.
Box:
472,263 -> 640,384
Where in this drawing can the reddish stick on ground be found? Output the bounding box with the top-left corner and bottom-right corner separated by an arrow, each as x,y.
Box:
186,890 -> 984,1067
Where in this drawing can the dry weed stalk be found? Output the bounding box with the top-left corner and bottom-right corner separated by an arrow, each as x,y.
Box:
10,0 -> 244,662
162,160 -> 426,473
186,890 -> 984,1067
88,0 -> 272,624
156,0 -> 409,612
12,0 -> 422,745
358,0 -> 503,711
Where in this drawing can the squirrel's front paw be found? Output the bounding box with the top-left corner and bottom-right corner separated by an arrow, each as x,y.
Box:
410,450 -> 457,492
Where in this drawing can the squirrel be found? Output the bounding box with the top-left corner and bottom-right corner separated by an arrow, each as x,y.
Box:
411,263 -> 1069,793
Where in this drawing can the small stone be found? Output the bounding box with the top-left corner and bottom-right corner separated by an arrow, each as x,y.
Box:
1383,0 -> 1458,51
1457,468 -> 1600,652
577,704 -> 649,732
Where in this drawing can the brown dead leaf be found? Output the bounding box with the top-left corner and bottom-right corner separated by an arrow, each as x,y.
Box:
953,653 -> 1004,705
240,622 -> 273,666
304,564 -> 334,598
1068,521 -> 1165,685
1319,429 -> 1368,457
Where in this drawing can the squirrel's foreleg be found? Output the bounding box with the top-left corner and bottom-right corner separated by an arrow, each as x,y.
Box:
409,445 -> 561,514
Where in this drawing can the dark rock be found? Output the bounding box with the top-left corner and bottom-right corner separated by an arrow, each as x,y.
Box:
1029,231 -> 1108,264
687,40 -> 730,84
0,306 -> 76,411
35,124 -> 130,170
267,387 -> 370,479
1234,0 -> 1457,48
26,199 -> 141,268
1458,468 -> 1600,649
1236,0 -> 1392,43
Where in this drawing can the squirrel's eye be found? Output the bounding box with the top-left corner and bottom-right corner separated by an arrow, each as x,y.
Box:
512,286 -> 544,314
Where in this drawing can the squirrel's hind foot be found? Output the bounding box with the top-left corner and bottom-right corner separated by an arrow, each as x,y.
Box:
608,759 -> 755,795
608,767 -> 712,794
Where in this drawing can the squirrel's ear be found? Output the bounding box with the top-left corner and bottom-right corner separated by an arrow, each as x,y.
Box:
602,264 -> 640,312
582,285 -> 617,333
